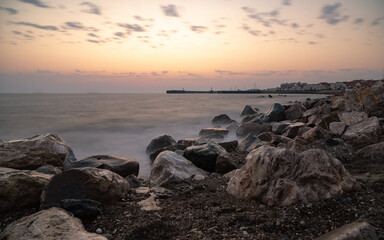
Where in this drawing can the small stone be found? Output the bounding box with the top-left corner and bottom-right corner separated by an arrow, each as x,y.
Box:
259,204 -> 266,209
96,228 -> 102,234
300,220 -> 306,226
243,231 -> 249,235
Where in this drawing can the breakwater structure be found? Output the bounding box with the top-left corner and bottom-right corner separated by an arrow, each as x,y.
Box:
166,89 -> 262,94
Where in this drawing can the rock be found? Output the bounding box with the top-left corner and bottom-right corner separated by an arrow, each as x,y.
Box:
227,146 -> 359,206
226,122 -> 239,133
35,165 -> 62,175
283,122 -> 306,139
146,135 -> 176,154
331,96 -> 346,111
342,117 -> 383,149
338,111 -> 369,127
238,133 -> 263,152
329,122 -> 346,135
0,167 -> 52,212
60,199 -> 101,220
356,142 -> 384,161
271,121 -> 292,135
215,154 -> 238,174
199,128 -> 229,137
257,132 -> 276,142
344,86 -> 384,117
149,144 -> 178,161
315,222 -> 379,240
0,133 -> 73,170
317,112 -> 341,130
183,141 -> 227,172
212,114 -> 235,126
41,167 -> 130,209
64,155 -> 139,177
0,207 -> 107,240
125,174 -> 142,189
301,126 -> 330,143
177,138 -> 198,147
241,105 -> 258,116
96,228 -> 103,234
150,151 -> 208,186
263,103 -> 285,122
218,140 -> 238,152
285,103 -> 306,120
236,122 -> 272,137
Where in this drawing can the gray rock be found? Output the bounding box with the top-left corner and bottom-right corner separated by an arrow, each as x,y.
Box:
60,199 -> 101,220
183,141 -> 227,172
315,222 -> 378,240
0,134 -> 73,170
238,133 -> 263,152
125,174 -> 142,189
283,122 -> 306,139
285,103 -> 306,120
263,103 -> 286,122
226,122 -> 239,133
64,155 -> 139,177
329,122 -> 346,135
35,165 -> 62,175
218,140 -> 238,152
215,154 -> 238,174
241,105 -> 258,116
227,146 -> 359,206
271,121 -> 292,135
146,135 -> 176,154
338,111 -> 369,127
199,128 -> 229,137
342,117 -> 383,149
356,141 -> 384,161
236,122 -> 272,137
150,151 -> 208,186
212,114 -> 235,126
0,207 -> 107,240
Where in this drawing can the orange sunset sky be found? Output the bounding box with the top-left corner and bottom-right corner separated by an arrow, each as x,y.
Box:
0,0 -> 383,93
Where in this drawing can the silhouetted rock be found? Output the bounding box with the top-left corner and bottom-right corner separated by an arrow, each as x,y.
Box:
146,135 -> 176,154
262,103 -> 285,122
285,103 -> 306,120
218,140 -> 238,152
215,154 -> 238,174
283,122 -> 306,139
212,114 -> 235,126
241,105 -> 258,116
35,165 -> 62,175
199,128 -> 229,137
236,122 -> 272,137
61,199 -> 101,220
356,141 -> 384,161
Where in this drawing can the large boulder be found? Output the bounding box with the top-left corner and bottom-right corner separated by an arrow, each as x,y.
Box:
212,114 -> 235,126
64,155 -> 139,177
183,141 -> 227,172
41,167 -> 130,209
283,122 -> 306,139
342,117 -> 383,149
356,142 -> 384,161
215,154 -> 238,174
149,144 -> 186,161
146,135 -> 176,154
238,133 -> 263,152
241,105 -> 258,116
329,122 -> 346,135
0,167 -> 52,212
227,146 -> 359,206
263,103 -> 285,122
338,111 -> 368,127
150,151 -> 208,186
0,207 -> 107,240
199,128 -> 229,137
0,134 -> 73,170
285,103 -> 306,120
344,86 -> 384,117
236,122 -> 272,137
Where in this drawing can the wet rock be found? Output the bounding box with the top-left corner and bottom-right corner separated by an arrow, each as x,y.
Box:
64,155 -> 139,177
0,133 -> 73,170
263,103 -> 285,122
150,151 -> 208,186
0,167 -> 52,212
338,111 -> 368,127
212,114 -> 235,126
315,221 -> 378,240
329,122 -> 346,135
199,128 -> 229,137
218,140 -> 238,152
241,105 -> 258,116
177,138 -> 198,147
285,103 -> 307,120
215,154 -> 238,174
183,141 -> 227,172
0,207 -> 107,240
226,122 -> 239,133
35,165 -> 62,175
227,146 -> 359,206
238,133 -> 263,152
146,135 -> 176,154
356,141 -> 384,161
60,199 -> 101,220
236,122 -> 272,137
342,117 -> 383,149
41,167 -> 130,209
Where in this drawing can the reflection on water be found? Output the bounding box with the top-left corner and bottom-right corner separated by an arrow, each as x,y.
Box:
0,93 -> 325,176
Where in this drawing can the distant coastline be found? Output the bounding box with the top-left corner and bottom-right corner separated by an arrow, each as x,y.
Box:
166,89 -> 339,95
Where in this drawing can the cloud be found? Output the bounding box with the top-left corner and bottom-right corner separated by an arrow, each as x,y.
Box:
242,7 -> 255,14
291,23 -> 299,28
371,17 -> 384,26
80,2 -> 101,15
187,73 -> 202,78
88,33 -> 99,38
162,71 -> 168,74
319,3 -> 349,25
36,70 -> 60,74
353,18 -> 364,24
315,33 -> 325,38
11,21 -> 58,31
19,0 -> 52,8
134,15 -> 154,22
308,41 -> 318,45
64,21 -> 85,29
251,71 -> 278,76
0,7 -> 18,15
282,0 -> 291,6
87,39 -> 100,43
114,32 -> 125,38
215,70 -> 245,76
161,4 -> 180,17
12,31 -> 22,35
151,71 -> 160,76
190,26 -> 208,33
118,23 -> 145,32
246,9 -> 287,27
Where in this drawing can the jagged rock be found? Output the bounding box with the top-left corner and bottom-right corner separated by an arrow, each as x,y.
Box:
64,155 -> 139,177
236,122 -> 272,137
183,141 -> 227,172
215,154 -> 238,174
0,207 -> 107,240
41,167 -> 130,209
331,96 -> 346,111
35,165 -> 62,175
283,122 -> 306,139
61,199 -> 101,220
317,112 -> 341,130
177,138 -> 198,147
271,121 -> 292,134
285,103 -> 307,120
329,122 -> 346,135
226,122 -> 239,133
257,132 -> 276,142
263,103 -> 285,122
342,117 -> 383,149
0,134 -> 73,170
0,167 -> 52,212
149,144 -> 187,161
125,174 -> 142,189
301,126 -> 330,143
238,133 -> 263,152
344,86 -> 384,117
199,128 -> 229,137
146,135 -> 176,154
227,146 -> 359,206
315,222 -> 379,240
150,151 -> 208,186
241,105 -> 258,116
338,111 -> 368,127
212,114 -> 235,126
356,141 -> 384,161
218,140 -> 238,152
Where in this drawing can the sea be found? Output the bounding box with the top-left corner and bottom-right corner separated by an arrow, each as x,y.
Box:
0,93 -> 326,176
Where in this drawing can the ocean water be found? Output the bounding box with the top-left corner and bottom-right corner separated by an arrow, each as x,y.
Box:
0,93 -> 325,176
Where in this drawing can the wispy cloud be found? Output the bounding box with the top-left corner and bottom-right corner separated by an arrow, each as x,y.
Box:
353,18 -> 364,24
36,69 -> 60,74
64,21 -> 85,29
114,32 -> 125,38
161,4 -> 180,17
319,3 -> 349,25
11,21 -> 58,31
0,7 -> 18,15
88,33 -> 99,38
245,8 -> 287,27
282,0 -> 291,6
80,2 -> 101,15
215,70 -> 245,76
190,26 -> 208,33
371,17 -> 384,26
308,41 -> 318,45
251,71 -> 278,76
291,23 -> 299,28
118,23 -> 145,33
19,0 -> 52,8
134,15 -> 154,22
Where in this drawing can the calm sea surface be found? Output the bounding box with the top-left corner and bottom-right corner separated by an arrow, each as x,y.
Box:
0,93 -> 325,176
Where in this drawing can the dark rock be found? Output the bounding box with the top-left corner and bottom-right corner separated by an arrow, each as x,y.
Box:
283,122 -> 306,139
199,128 -> 229,137
263,103 -> 285,122
215,154 -> 238,174
356,141 -> 384,161
149,144 -> 186,162
146,135 -> 176,154
315,222 -> 379,240
212,114 -> 235,126
318,112 -> 341,130
177,138 -> 198,147
64,155 -> 139,177
236,122 -> 272,137
285,103 -> 306,120
125,174 -> 142,189
342,117 -> 383,150
329,122 -> 346,135
241,105 -> 258,116
60,199 -> 101,220
226,122 -> 239,133
271,121 -> 292,135
238,133 -> 263,152
35,165 -> 62,175
218,140 -> 238,152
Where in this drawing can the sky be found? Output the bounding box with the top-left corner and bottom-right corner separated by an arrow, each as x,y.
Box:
0,0 -> 383,93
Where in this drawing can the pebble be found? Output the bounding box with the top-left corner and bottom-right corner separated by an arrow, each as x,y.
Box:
96,228 -> 102,234
259,204 -> 266,209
